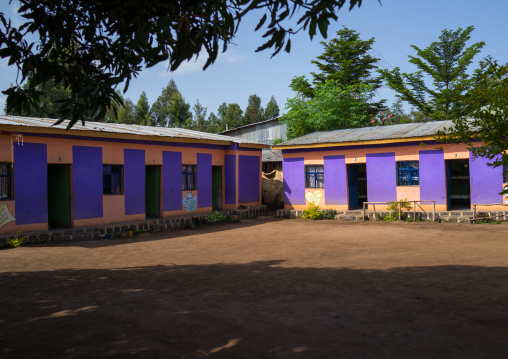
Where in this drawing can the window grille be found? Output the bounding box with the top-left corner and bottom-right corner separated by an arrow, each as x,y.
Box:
396,161 -> 419,186
0,163 -> 12,200
305,165 -> 324,188
182,165 -> 197,190
103,165 -> 123,195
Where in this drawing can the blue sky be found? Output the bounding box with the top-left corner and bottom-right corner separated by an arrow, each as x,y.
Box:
1,0 -> 508,117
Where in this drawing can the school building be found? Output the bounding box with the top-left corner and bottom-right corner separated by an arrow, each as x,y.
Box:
273,121 -> 508,212
0,116 -> 267,235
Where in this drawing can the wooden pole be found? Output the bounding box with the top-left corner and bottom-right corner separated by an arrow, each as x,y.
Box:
473,204 -> 476,224
374,203 -> 377,221
362,202 -> 365,221
413,201 -> 416,222
433,201 -> 436,222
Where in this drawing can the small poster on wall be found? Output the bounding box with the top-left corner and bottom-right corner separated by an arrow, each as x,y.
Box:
182,192 -> 197,212
0,202 -> 15,229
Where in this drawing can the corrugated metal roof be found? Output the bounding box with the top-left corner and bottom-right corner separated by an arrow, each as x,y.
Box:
0,115 -> 268,147
218,117 -> 281,134
274,121 -> 454,147
262,149 -> 282,162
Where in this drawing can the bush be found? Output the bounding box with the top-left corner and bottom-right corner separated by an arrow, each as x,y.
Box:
323,209 -> 338,219
384,199 -> 412,222
7,233 -> 26,248
206,211 -> 226,223
476,211 -> 492,224
302,204 -> 324,220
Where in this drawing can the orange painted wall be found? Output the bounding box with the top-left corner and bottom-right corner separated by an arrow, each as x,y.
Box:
0,133 -> 262,234
283,141 -> 507,212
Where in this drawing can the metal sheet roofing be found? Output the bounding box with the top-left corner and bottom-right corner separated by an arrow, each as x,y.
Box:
274,121 -> 455,148
262,149 -> 282,162
0,115 -> 268,147
218,117 -> 281,134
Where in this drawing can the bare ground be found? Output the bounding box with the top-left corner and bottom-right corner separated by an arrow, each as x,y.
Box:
1,218 -> 508,358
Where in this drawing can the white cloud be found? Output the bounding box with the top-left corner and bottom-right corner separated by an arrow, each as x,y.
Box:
151,49 -> 248,77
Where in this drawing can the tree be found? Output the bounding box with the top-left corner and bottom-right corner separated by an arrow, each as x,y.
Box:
115,98 -> 136,124
311,27 -> 381,87
379,26 -> 486,121
243,94 -> 265,125
207,112 -> 220,133
4,79 -> 71,118
0,0 -> 369,128
264,96 -> 280,120
134,91 -> 153,126
150,80 -> 192,127
282,76 -> 374,139
192,99 -> 208,132
436,59 -> 508,193
308,27 -> 385,112
217,102 -> 243,131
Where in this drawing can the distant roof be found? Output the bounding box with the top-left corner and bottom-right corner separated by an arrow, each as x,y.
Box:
0,116 -> 269,148
218,117 -> 281,135
262,149 -> 282,162
273,121 -> 454,149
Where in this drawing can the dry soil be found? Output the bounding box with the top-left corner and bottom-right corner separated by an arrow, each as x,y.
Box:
1,218 -> 507,358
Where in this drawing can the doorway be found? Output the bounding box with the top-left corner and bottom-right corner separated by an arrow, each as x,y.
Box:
212,166 -> 223,210
446,159 -> 471,210
48,164 -> 71,228
347,164 -> 367,210
145,165 -> 161,218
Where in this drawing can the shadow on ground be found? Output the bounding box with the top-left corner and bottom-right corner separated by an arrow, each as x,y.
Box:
33,217 -> 284,249
1,261 -> 507,358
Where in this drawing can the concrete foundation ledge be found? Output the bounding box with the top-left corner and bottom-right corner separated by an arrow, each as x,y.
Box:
0,205 -> 267,247
276,208 -> 508,223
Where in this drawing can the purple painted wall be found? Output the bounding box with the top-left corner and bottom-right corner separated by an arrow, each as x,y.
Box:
283,157 -> 306,205
224,155 -> 236,204
13,142 -> 48,224
238,155 -> 260,203
366,152 -> 396,202
163,151 -> 183,211
324,155 -> 347,205
470,153 -> 503,204
197,153 -> 212,208
419,150 -> 446,204
124,149 -> 145,215
73,146 -> 103,219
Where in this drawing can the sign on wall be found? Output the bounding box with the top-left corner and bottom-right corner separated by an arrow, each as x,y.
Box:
0,202 -> 16,228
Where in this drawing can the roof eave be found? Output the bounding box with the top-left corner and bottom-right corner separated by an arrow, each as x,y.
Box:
0,124 -> 236,146
273,135 -> 444,150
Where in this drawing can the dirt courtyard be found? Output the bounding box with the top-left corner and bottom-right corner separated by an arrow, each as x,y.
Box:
1,218 -> 507,358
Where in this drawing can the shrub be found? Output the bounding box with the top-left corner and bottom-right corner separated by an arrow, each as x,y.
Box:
7,232 -> 26,248
476,211 -> 492,224
206,211 -> 226,223
323,209 -> 338,219
384,199 -> 412,222
302,204 -> 324,220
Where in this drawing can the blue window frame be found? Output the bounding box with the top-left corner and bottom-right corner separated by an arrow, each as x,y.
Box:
182,165 -> 197,190
504,164 -> 508,183
305,165 -> 324,188
103,165 -> 123,195
397,161 -> 419,186
0,163 -> 13,200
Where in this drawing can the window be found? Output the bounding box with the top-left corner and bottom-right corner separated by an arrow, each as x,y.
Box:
0,163 -> 13,200
103,165 -> 123,195
182,165 -> 197,190
396,161 -> 419,186
504,164 -> 508,183
305,165 -> 324,188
